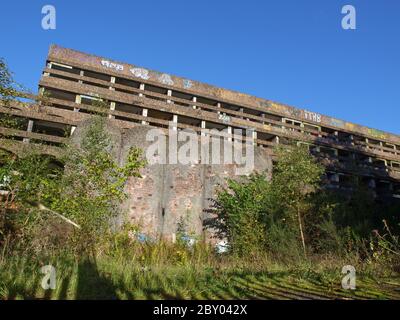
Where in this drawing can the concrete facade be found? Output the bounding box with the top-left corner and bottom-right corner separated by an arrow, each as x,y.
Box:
1,44 -> 400,237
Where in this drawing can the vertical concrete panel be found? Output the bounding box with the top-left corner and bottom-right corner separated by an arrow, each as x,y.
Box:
119,126 -> 164,237
162,163 -> 204,240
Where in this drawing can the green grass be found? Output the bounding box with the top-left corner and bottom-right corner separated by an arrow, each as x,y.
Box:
1,253 -> 400,300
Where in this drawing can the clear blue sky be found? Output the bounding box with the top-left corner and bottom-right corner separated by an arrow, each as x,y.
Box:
1,0 -> 399,134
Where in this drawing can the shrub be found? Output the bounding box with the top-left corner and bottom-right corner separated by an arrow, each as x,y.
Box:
205,173 -> 269,256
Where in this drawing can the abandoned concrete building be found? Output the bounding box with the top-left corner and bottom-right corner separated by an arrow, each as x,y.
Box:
1,44 -> 399,239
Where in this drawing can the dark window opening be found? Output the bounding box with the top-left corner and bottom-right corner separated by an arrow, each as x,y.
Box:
178,115 -> 201,127
171,91 -> 193,101
115,103 -> 142,115
197,96 -> 218,107
83,69 -> 111,82
115,77 -> 140,88
145,84 -> 167,95
44,88 -> 76,102
32,120 -> 70,138
147,109 -> 174,121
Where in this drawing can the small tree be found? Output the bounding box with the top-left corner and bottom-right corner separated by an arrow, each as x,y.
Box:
0,58 -> 17,103
0,58 -> 27,130
270,144 -> 324,255
0,116 -> 146,255
47,116 -> 147,253
205,173 -> 270,255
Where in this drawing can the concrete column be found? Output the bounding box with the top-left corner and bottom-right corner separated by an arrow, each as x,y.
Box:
74,95 -> 81,112
107,77 -> 116,119
201,120 -> 206,136
172,114 -> 178,131
227,126 -> 232,142
27,120 -> 34,132
281,118 -> 286,130
141,108 -> 148,125
275,136 -> 280,144
192,96 -> 197,109
261,113 -> 266,125
216,102 -> 221,115
109,101 -> 116,119
139,83 -> 145,97
167,89 -> 172,104
79,70 -> 84,84
71,95 -> 81,135
23,120 -> 34,143
379,141 -> 384,152
110,76 -> 115,89
252,130 -> 257,146
239,107 -> 244,119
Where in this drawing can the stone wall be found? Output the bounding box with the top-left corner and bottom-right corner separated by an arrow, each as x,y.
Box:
74,119 -> 273,241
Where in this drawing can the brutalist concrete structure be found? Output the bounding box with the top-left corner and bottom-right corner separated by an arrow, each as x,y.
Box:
1,44 -> 399,239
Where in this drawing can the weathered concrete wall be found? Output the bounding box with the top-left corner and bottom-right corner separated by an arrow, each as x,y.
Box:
73,120 -> 273,240
48,44 -> 400,144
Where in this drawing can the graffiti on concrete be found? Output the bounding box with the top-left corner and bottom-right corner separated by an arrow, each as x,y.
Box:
368,128 -> 387,140
218,113 -> 231,123
101,60 -> 124,72
183,79 -> 193,89
130,67 -> 150,80
159,73 -> 174,86
304,110 -> 321,123
258,100 -> 271,109
329,118 -> 345,129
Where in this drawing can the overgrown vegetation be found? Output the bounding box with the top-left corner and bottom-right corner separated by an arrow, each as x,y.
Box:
0,58 -> 18,103
0,58 -> 400,300
207,143 -> 400,271
0,116 -> 146,255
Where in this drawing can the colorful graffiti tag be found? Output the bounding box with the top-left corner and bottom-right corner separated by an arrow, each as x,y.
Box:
329,118 -> 345,129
